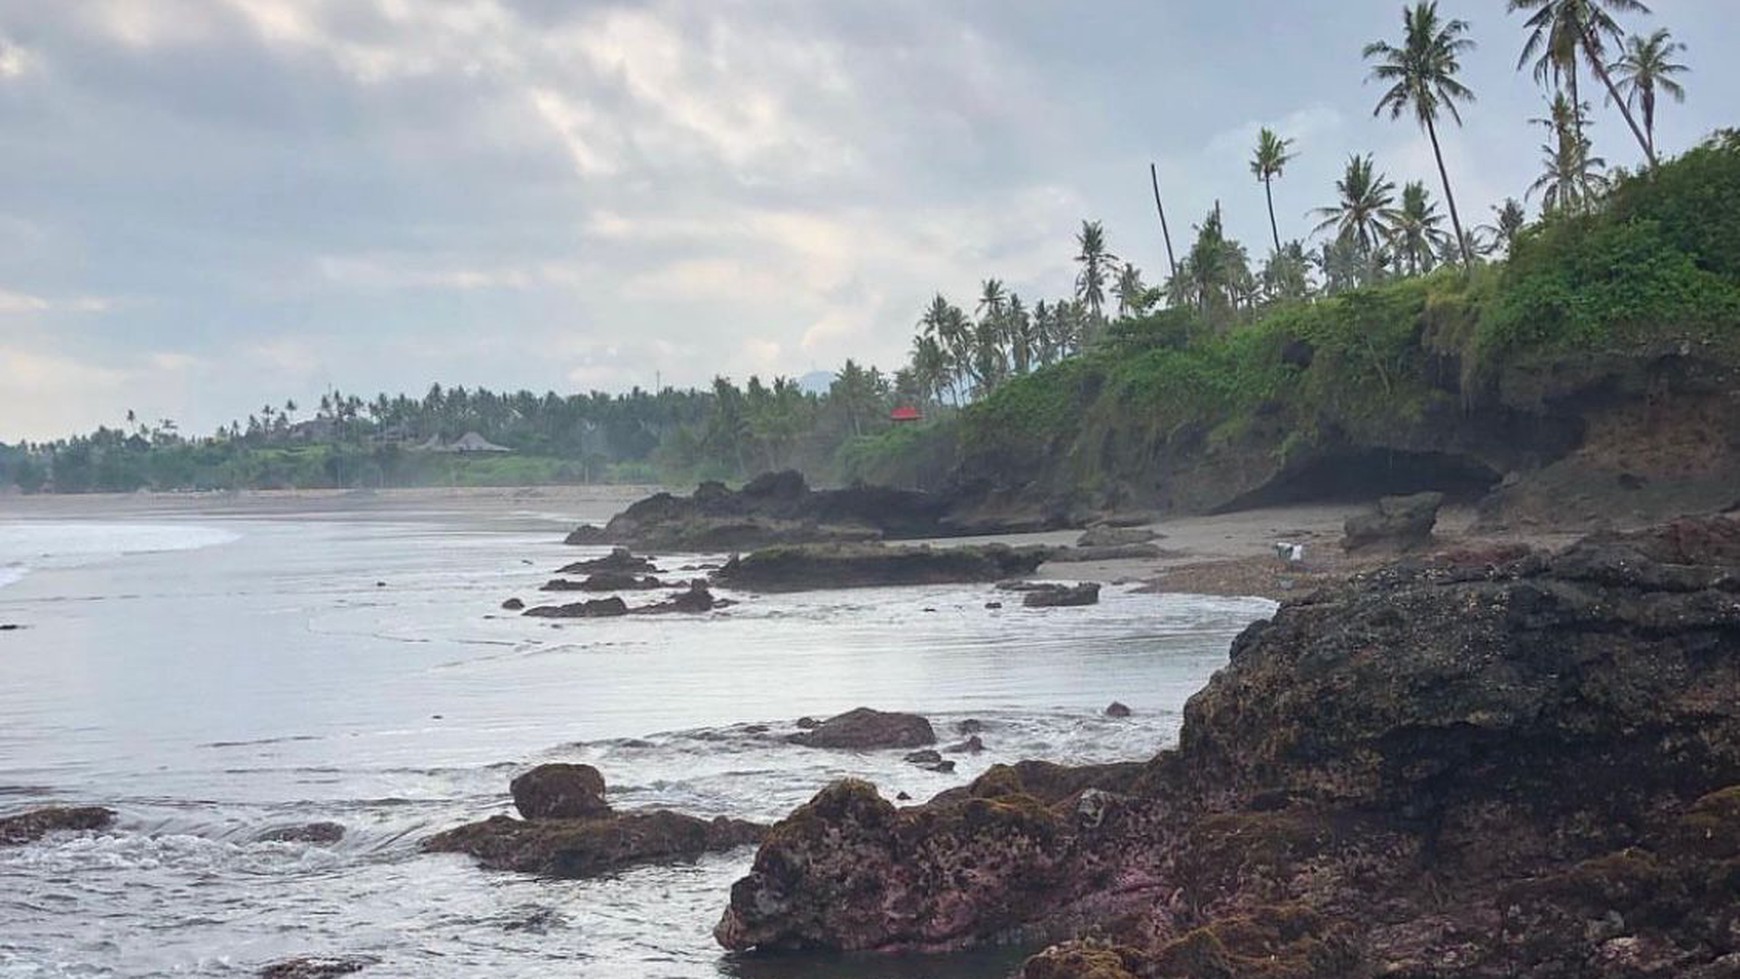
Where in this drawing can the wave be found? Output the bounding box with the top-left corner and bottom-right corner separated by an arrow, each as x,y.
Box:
0,523 -> 242,588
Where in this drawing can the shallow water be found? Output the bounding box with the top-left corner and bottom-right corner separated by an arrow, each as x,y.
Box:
0,495 -> 1273,978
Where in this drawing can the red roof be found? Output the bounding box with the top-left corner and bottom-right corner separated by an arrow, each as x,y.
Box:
889,406 -> 922,422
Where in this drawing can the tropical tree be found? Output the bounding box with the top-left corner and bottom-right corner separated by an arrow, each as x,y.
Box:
1609,27 -> 1688,160
1176,209 -> 1251,329
1249,127 -> 1297,254
1365,1 -> 1477,268
1385,181 -> 1449,276
1507,0 -> 1659,167
1113,262 -> 1152,318
1261,242 -> 1312,303
1314,154 -> 1397,257
1529,91 -> 1609,214
1073,220 -> 1118,329
1487,197 -> 1529,255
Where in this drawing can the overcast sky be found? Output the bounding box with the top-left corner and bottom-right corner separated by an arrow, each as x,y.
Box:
0,0 -> 1733,441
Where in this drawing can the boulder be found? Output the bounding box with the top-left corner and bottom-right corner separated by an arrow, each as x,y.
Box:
540,572 -> 666,592
255,822 -> 345,845
638,581 -> 718,614
944,735 -> 985,754
1102,701 -> 1131,718
500,598 -> 524,611
903,749 -> 943,765
0,806 -> 115,846
1021,583 -> 1101,608
1075,526 -> 1157,548
510,763 -> 609,820
1341,491 -> 1444,552
785,707 -> 936,750
715,543 -> 1047,592
716,517 -> 1740,977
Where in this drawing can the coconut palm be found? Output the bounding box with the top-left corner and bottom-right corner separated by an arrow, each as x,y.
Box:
1261,242 -> 1312,303
1529,93 -> 1610,214
1113,262 -> 1151,318
1177,209 -> 1251,328
1507,0 -> 1658,167
1486,198 -> 1529,255
1249,127 -> 1297,254
1365,1 -> 1477,268
1609,27 -> 1687,160
1073,221 -> 1118,327
1386,181 -> 1448,276
1314,154 -> 1397,258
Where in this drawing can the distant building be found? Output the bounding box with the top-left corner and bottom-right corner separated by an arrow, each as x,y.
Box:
889,406 -> 923,423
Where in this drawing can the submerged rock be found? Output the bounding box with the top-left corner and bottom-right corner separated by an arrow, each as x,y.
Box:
0,806 -> 115,846
715,543 -> 1047,592
554,547 -> 658,575
539,573 -> 667,592
255,822 -> 345,845
258,956 -> 378,979
522,596 -> 630,619
499,597 -> 524,611
717,517 -> 1740,977
785,708 -> 936,750
1021,583 -> 1101,607
1102,702 -> 1131,718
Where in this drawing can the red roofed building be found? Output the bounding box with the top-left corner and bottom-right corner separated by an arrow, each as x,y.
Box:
889,406 -> 922,423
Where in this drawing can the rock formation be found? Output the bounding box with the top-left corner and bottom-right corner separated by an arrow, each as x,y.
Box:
0,806 -> 115,846
784,707 -> 936,750
424,765 -> 763,878
713,542 -> 1047,592
1020,583 -> 1101,607
716,517 -> 1740,978
1341,490 -> 1444,552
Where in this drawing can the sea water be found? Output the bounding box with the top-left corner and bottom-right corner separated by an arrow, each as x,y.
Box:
0,494 -> 1273,978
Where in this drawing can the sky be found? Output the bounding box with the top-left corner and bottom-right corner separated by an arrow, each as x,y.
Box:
0,0 -> 1734,442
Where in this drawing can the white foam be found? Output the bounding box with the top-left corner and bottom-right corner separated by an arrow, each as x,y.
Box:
0,523 -> 242,588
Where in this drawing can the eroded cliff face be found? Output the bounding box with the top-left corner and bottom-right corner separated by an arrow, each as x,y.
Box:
949,344 -> 1740,531
717,518 -> 1740,977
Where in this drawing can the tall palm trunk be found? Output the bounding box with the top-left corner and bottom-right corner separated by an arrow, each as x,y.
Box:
1583,29 -> 1658,167
1263,176 -> 1282,254
1424,113 -> 1472,269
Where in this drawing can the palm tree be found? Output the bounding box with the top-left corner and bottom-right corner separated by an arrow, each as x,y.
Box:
1249,127 -> 1297,254
1529,93 -> 1609,214
1261,242 -> 1312,303
1609,27 -> 1687,160
1386,181 -> 1448,276
1073,221 -> 1118,327
1314,154 -> 1397,256
1487,198 -> 1529,255
1365,1 -> 1477,268
1113,262 -> 1150,318
1507,0 -> 1658,167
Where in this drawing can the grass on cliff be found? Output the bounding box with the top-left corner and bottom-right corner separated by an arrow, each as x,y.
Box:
944,131 -> 1740,482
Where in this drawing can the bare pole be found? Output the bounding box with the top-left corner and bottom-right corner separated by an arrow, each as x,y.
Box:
1149,162 -> 1178,282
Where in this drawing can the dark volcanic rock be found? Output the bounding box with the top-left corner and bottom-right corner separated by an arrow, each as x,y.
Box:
1044,543 -> 1165,563
522,596 -> 630,619
903,749 -> 942,765
255,822 -> 345,845
1021,583 -> 1101,607
715,543 -> 1047,592
510,763 -> 609,820
716,517 -> 1740,978
785,707 -> 936,750
555,547 -> 658,575
258,956 -> 378,979
1341,490 -> 1444,552
944,735 -> 985,754
540,572 -> 667,592
1102,701 -> 1131,718
424,810 -> 764,878
500,597 -> 524,611
0,806 -> 115,846
638,581 -> 720,614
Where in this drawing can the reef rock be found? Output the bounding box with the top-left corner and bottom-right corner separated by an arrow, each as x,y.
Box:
715,543 -> 1047,592
255,822 -> 345,845
1021,583 -> 1101,607
425,765 -> 763,878
785,707 -> 936,750
717,517 -> 1740,978
554,547 -> 658,575
257,956 -> 378,979
0,806 -> 115,846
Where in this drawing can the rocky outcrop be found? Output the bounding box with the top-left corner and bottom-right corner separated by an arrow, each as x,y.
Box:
713,543 -> 1047,592
0,806 -> 115,846
716,518 -> 1740,977
1021,583 -> 1101,608
562,471 -> 1073,552
1076,526 -> 1157,548
522,582 -> 723,618
555,547 -> 658,575
1045,544 -> 1165,563
424,766 -> 763,878
785,708 -> 936,750
539,573 -> 667,592
1341,490 -> 1444,552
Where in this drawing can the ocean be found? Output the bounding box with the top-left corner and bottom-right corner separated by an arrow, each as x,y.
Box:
0,491 -> 1273,978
